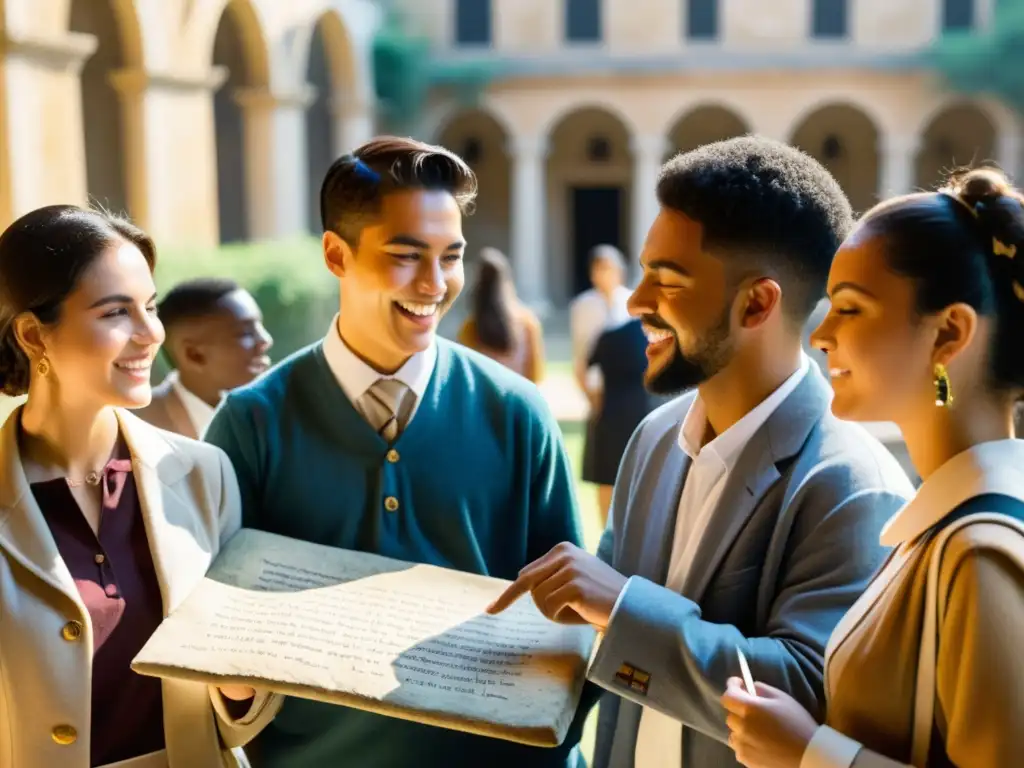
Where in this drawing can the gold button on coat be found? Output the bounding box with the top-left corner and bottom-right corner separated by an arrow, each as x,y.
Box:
386,449 -> 400,463
384,496 -> 399,512
61,620 -> 83,642
52,725 -> 77,745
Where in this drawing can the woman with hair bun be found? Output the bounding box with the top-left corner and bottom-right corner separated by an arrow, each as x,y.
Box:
0,205 -> 276,768
722,168 -> 1024,767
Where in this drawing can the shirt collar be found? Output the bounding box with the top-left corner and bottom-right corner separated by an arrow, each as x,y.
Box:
322,314 -> 437,406
165,370 -> 218,437
679,353 -> 811,466
880,438 -> 1024,547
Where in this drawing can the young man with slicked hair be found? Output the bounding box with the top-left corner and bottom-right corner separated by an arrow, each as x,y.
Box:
205,136 -> 589,768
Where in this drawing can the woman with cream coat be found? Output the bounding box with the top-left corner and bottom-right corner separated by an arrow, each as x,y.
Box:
0,205 -> 279,768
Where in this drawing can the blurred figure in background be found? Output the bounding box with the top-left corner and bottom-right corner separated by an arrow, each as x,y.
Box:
584,315 -> 657,524
457,247 -> 544,382
136,278 -> 271,439
571,245 -> 631,513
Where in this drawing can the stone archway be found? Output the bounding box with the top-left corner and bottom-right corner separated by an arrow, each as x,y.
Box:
664,104 -> 750,161
304,10 -> 357,234
438,109 -> 511,262
211,0 -> 269,243
789,103 -> 880,214
546,106 -> 633,302
69,0 -> 142,216
915,104 -> 997,191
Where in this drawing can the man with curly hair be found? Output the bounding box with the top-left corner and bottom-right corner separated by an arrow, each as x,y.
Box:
489,136 -> 916,768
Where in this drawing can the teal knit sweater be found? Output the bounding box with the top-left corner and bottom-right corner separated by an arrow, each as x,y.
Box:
205,339 -> 590,767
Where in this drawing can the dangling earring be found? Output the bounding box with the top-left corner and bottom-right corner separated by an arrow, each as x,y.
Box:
35,356 -> 50,377
934,362 -> 953,407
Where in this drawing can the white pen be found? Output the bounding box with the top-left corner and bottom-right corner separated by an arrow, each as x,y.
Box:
736,648 -> 757,696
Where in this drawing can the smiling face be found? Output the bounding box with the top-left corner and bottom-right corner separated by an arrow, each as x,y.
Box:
627,208 -> 737,395
178,289 -> 273,392
34,239 -> 165,408
329,189 -> 466,372
810,223 -> 936,422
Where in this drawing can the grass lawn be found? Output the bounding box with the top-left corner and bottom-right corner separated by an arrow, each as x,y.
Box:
556,418 -> 602,762
546,359 -> 573,379
558,419 -> 603,550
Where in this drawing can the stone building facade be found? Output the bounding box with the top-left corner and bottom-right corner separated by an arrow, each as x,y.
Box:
0,0 -> 379,247
401,0 -> 1021,309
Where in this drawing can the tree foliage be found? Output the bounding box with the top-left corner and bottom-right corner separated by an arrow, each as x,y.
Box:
372,9 -> 500,132
929,0 -> 1024,111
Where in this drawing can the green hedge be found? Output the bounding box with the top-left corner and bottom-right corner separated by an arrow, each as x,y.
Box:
153,238 -> 337,377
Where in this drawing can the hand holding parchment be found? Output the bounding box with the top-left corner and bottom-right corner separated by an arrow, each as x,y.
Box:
486,543 -> 627,631
218,684 -> 256,701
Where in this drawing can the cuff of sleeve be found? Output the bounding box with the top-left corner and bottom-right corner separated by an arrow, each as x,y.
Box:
800,725 -> 863,768
210,686 -> 273,727
585,576 -> 633,673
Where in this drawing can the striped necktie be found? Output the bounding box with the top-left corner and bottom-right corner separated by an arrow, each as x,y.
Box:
357,379 -> 411,442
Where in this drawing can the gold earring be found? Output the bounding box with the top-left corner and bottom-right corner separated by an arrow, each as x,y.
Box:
934,362 -> 953,407
36,356 -> 50,377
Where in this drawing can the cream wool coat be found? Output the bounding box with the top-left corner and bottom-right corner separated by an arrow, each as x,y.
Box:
0,407 -> 281,768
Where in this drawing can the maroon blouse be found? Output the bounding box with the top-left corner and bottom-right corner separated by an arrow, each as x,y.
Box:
32,451 -> 166,766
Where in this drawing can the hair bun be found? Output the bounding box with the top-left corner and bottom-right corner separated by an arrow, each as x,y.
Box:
942,167 -> 1024,252
949,168 -> 1024,307
954,167 -> 1014,208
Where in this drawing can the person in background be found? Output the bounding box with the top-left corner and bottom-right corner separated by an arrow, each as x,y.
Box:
204,137 -> 590,768
584,314 -> 657,525
723,169 -> 1024,767
136,278 -> 271,439
570,245 -> 631,515
457,247 -> 544,382
0,205 -> 274,768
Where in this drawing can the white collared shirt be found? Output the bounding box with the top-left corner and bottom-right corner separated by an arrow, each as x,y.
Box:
321,314 -> 437,425
570,286 -> 632,390
166,370 -> 217,439
634,354 -> 811,768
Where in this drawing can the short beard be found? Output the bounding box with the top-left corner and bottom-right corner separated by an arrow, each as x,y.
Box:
645,308 -> 734,396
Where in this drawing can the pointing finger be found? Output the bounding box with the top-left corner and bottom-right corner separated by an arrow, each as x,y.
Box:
486,556 -> 565,614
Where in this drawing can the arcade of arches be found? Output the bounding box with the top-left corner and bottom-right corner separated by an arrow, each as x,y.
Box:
0,0 -> 377,246
438,98 -> 1021,309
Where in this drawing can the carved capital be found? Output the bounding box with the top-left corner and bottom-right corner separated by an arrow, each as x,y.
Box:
630,134 -> 670,161
507,135 -> 549,161
0,31 -> 97,74
880,133 -> 920,158
234,85 -> 318,111
107,66 -> 230,96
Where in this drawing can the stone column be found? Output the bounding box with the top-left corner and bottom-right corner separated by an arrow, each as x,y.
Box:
0,30 -> 97,219
508,135 -> 549,312
108,68 -> 151,229
103,66 -> 228,246
630,134 -> 669,280
330,91 -> 376,154
878,133 -> 919,200
235,86 -> 317,240
997,130 -> 1022,183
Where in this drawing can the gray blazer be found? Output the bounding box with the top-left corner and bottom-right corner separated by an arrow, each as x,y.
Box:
588,366 -> 915,768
